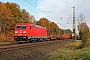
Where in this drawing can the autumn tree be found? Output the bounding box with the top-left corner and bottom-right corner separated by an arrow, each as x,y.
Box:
38,17 -> 60,37
30,15 -> 36,24
21,9 -> 31,22
4,2 -> 34,31
0,2 -> 14,36
6,2 -> 23,23
0,2 -> 3,35
38,17 -> 50,30
78,14 -> 90,47
0,2 -> 36,41
50,22 -> 59,37
64,29 -> 72,34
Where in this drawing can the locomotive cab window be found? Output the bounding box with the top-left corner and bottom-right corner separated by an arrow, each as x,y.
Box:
16,26 -> 21,29
22,26 -> 27,29
30,26 -> 31,29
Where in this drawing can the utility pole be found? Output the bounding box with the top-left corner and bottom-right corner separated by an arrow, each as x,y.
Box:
60,17 -> 62,35
72,6 -> 76,39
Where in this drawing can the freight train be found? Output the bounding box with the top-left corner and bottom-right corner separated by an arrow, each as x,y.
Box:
14,23 -> 72,43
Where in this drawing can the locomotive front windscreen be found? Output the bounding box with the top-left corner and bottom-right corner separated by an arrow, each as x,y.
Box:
16,26 -> 21,29
22,26 -> 27,29
16,25 -> 27,29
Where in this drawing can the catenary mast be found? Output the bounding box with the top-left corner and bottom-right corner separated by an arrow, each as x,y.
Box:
72,6 -> 76,39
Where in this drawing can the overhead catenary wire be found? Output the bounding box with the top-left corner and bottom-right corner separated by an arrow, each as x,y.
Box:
25,0 -> 56,21
25,0 -> 72,22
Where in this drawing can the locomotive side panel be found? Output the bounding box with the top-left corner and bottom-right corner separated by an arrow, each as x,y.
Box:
41,28 -> 47,37
30,25 -> 47,39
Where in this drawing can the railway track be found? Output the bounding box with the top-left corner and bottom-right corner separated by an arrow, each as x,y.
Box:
0,42 -> 42,53
0,40 -> 57,54
0,40 -> 73,54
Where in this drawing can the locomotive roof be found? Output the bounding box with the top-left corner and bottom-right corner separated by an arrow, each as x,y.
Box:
16,23 -> 31,25
33,24 -> 44,28
16,23 -> 46,29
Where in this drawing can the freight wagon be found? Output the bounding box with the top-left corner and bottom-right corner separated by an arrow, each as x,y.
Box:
57,34 -> 71,40
62,34 -> 71,39
14,23 -> 47,43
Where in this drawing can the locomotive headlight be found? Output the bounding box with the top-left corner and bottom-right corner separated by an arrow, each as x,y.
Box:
15,31 -> 18,33
23,31 -> 26,33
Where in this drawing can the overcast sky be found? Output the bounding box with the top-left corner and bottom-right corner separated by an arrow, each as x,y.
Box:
1,0 -> 90,32
37,0 -> 90,29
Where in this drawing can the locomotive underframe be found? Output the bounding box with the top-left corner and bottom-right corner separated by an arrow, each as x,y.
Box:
14,36 -> 47,42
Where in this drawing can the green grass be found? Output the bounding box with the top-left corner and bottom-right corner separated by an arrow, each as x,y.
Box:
41,40 -> 90,60
74,47 -> 90,60
66,40 -> 82,50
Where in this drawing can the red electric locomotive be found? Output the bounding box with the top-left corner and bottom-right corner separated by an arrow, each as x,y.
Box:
14,23 -> 47,43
